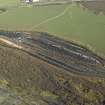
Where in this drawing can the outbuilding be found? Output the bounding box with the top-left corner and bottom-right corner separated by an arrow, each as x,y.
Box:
33,0 -> 40,2
25,0 -> 39,3
25,0 -> 31,3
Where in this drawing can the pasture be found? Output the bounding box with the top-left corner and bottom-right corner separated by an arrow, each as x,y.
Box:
0,0 -> 19,7
0,2 -> 105,56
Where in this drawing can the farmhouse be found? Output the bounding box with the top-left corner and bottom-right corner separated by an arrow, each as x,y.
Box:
24,0 -> 39,3
33,0 -> 40,2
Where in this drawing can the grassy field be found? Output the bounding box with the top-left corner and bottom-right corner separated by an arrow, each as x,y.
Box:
0,2 -> 105,56
0,0 -> 19,7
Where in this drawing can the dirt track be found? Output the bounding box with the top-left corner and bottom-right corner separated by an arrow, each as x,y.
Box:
0,31 -> 105,78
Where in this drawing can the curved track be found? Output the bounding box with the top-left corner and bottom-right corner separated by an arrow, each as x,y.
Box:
0,31 -> 105,78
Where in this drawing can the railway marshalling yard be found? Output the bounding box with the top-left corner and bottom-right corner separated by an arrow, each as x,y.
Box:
0,0 -> 105,105
0,31 -> 105,78
0,0 -> 105,77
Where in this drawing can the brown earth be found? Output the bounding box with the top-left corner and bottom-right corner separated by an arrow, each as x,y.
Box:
78,1 -> 105,15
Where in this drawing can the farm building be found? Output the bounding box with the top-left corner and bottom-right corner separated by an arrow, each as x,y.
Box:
24,0 -> 39,3
33,0 -> 40,2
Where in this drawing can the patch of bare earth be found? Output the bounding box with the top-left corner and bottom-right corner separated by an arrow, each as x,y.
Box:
78,1 -> 105,15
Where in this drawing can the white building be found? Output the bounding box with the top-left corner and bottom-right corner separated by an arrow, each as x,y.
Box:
33,0 -> 39,2
25,0 -> 30,3
24,0 -> 39,3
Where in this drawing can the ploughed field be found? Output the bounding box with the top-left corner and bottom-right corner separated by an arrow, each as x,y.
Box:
79,0 -> 105,14
0,31 -> 105,78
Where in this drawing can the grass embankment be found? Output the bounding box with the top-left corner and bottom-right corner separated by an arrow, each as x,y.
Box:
0,3 -> 105,56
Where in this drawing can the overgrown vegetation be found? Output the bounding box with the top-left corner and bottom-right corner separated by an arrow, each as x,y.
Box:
0,43 -> 105,105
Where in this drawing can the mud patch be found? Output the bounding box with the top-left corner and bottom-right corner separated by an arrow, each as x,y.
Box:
0,8 -> 7,14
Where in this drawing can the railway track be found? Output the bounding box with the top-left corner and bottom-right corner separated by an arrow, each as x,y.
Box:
0,31 -> 105,78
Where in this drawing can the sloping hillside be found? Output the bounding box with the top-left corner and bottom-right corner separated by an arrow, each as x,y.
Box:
0,41 -> 105,105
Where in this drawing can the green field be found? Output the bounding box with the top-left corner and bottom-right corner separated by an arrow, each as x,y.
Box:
0,2 -> 105,56
0,0 -> 19,7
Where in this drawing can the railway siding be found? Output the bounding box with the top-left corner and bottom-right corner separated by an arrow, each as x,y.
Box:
0,31 -> 105,78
